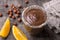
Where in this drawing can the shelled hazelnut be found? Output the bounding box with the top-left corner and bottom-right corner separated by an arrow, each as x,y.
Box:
12,16 -> 16,19
25,0 -> 29,4
17,11 -> 20,14
17,18 -> 22,22
0,13 -> 3,17
16,14 -> 20,17
9,14 -> 12,18
18,4 -> 22,8
13,22 -> 17,26
13,9 -> 17,13
4,4 -> 8,8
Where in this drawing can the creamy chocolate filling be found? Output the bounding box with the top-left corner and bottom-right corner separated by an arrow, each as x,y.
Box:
24,9 -> 47,26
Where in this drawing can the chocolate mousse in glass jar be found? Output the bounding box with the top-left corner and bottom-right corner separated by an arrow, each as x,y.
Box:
22,5 -> 48,36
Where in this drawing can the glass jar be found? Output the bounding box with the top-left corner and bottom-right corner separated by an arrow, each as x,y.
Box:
22,5 -> 48,36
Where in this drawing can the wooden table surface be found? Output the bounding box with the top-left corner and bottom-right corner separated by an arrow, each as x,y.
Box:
0,0 -> 60,40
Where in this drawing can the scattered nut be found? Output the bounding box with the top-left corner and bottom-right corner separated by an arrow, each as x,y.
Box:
13,22 -> 17,26
9,14 -> 12,18
11,4 -> 14,8
0,13 -> 3,17
25,0 -> 29,4
12,6 -> 16,9
9,12 -> 13,15
13,7 -> 17,10
18,4 -> 22,8
17,11 -> 20,14
8,9 -> 12,12
12,16 -> 16,19
4,4 -> 8,8
13,9 -> 17,13
16,14 -> 20,17
17,18 -> 22,22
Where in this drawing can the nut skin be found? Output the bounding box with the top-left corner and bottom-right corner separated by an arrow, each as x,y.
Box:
17,18 -> 22,22
12,16 -> 16,19
18,4 -> 22,8
7,9 -> 13,15
11,4 -> 17,10
9,12 -> 13,18
9,14 -> 12,18
16,14 -> 20,17
8,9 -> 13,12
13,22 -> 17,26
0,13 -> 3,17
11,4 -> 15,8
9,12 -> 13,15
17,11 -> 20,14
25,0 -> 29,4
4,4 -> 8,8
13,9 -> 17,13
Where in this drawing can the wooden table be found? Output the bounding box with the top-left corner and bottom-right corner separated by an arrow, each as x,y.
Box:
0,0 -> 60,40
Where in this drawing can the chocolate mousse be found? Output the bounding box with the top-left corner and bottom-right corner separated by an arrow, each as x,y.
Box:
24,9 -> 47,26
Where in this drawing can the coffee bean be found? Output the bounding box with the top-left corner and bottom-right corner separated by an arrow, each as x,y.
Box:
0,13 -> 3,17
13,22 -> 17,26
13,7 -> 17,10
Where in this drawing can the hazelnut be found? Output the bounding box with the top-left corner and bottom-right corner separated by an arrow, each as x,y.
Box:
11,4 -> 14,8
17,11 -> 20,14
13,9 -> 17,13
4,4 -> 8,8
13,22 -> 17,26
16,14 -> 20,17
8,9 -> 12,12
0,13 -> 3,17
17,18 -> 22,22
9,12 -> 13,15
25,0 -> 29,4
9,14 -> 12,18
12,16 -> 16,19
13,6 -> 17,10
18,4 -> 22,8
